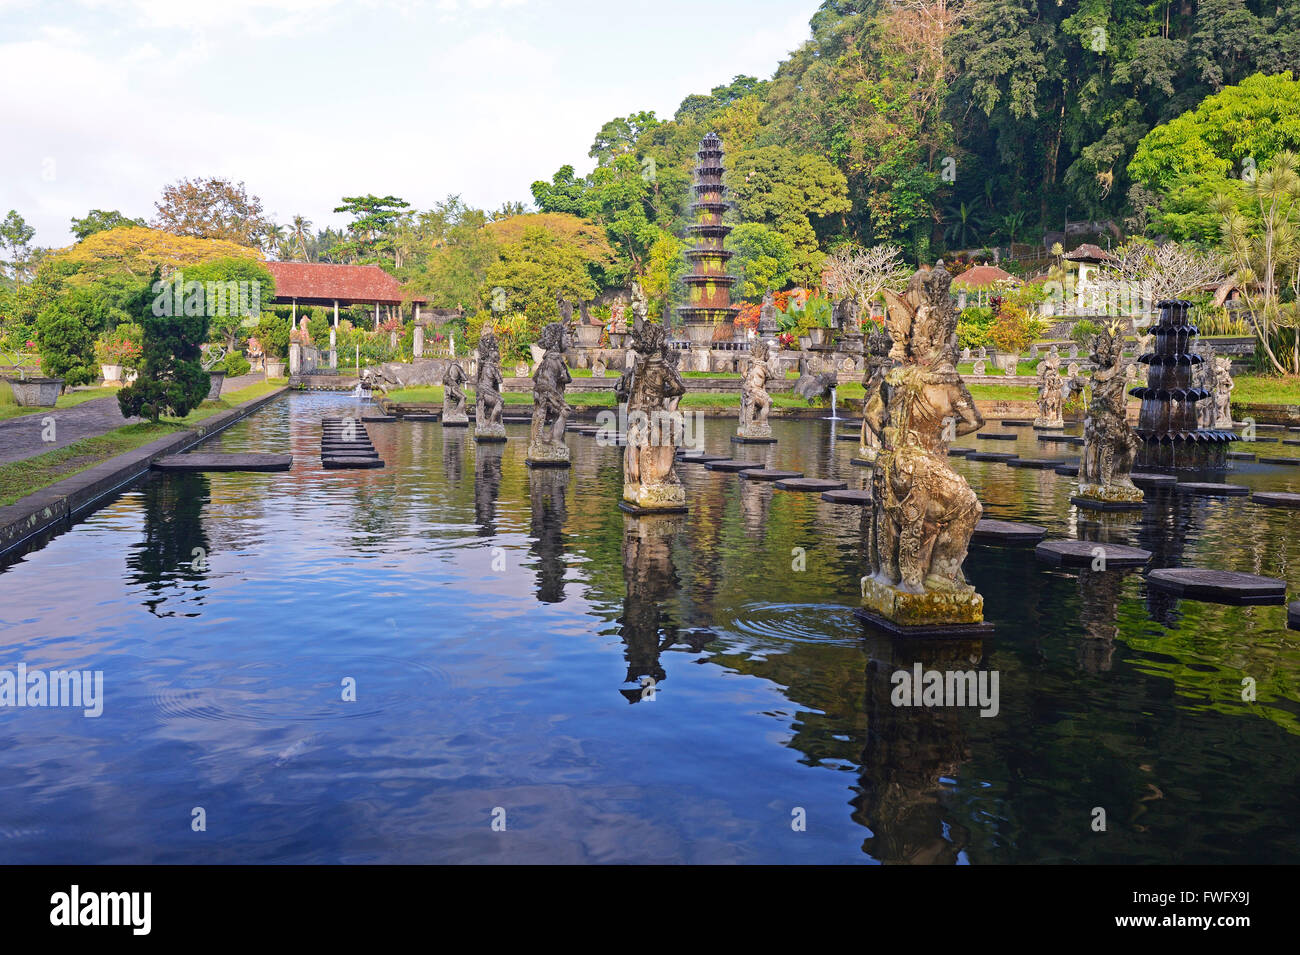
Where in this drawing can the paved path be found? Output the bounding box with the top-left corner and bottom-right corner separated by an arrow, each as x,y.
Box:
0,373 -> 266,467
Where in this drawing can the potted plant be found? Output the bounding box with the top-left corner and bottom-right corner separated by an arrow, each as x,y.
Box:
256,314 -> 290,379
94,331 -> 142,385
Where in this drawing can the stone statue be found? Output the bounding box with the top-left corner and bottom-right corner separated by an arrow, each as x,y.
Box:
616,320 -> 687,513
473,330 -> 506,442
630,281 -> 649,328
737,339 -> 775,440
1195,345 -> 1215,429
1034,351 -> 1065,429
527,322 -> 572,466
556,297 -> 574,327
858,324 -> 893,463
1212,354 -> 1234,429
862,263 -> 986,629
442,360 -> 469,425
756,289 -> 779,340
1076,321 -> 1142,506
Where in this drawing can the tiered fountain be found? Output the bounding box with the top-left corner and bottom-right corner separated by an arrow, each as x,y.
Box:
677,132 -> 736,351
1131,299 -> 1239,469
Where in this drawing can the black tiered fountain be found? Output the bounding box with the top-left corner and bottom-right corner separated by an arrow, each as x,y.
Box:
677,132 -> 737,346
1130,299 -> 1239,470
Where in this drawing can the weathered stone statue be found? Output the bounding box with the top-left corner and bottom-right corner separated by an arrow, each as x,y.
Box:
473,330 -> 506,442
1034,351 -> 1065,429
858,325 -> 893,463
1075,322 -> 1142,508
1194,343 -> 1215,429
527,322 -> 572,466
861,264 -> 987,631
616,320 -> 687,513
736,339 -> 775,442
442,360 -> 469,425
1212,354 -> 1234,429
630,281 -> 649,327
756,289 -> 779,341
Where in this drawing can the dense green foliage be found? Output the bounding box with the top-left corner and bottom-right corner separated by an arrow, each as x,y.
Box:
117,271 -> 210,423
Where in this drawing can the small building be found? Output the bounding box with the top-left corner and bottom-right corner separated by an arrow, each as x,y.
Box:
951,264 -> 1020,308
262,261 -> 426,329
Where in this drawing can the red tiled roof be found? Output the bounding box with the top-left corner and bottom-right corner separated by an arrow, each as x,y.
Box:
951,265 -> 1018,289
262,261 -> 425,305
1063,243 -> 1116,263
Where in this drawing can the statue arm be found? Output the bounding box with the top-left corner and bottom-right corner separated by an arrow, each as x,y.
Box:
952,381 -> 984,436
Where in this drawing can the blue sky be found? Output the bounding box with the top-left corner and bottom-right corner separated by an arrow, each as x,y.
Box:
0,0 -> 822,248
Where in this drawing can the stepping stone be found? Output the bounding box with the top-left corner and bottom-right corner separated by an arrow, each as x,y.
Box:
1255,423 -> 1287,430
731,435 -> 778,444
1055,464 -> 1080,476
323,449 -> 378,459
360,414 -> 396,422
1176,482 -> 1248,496
966,452 -> 1017,462
1067,437 -> 1086,445
1289,601 -> 1300,631
739,468 -> 804,482
706,459 -> 764,472
821,488 -> 871,505
1129,472 -> 1177,488
972,519 -> 1047,544
1252,491 -> 1300,509
1283,439 -> 1300,446
1035,540 -> 1151,568
1260,457 -> 1300,466
1227,451 -> 1256,460
948,447 -> 974,457
153,453 -> 293,472
322,457 -> 384,469
1006,458 -> 1059,469
401,413 -> 440,421
836,431 -> 862,441
502,415 -> 532,423
774,477 -> 848,492
1146,568 -> 1287,605
1038,433 -> 1076,443
999,419 -> 1033,427
850,458 -> 876,467
571,426 -> 601,435
977,432 -> 1018,441
679,453 -> 729,464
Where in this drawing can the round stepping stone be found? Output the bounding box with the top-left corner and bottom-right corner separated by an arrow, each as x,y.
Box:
972,519 -> 1046,544
1129,472 -> 1177,488
1252,491 -> 1300,509
1227,451 -> 1256,460
322,457 -> 384,469
706,459 -> 764,472
679,452 -> 729,464
1035,540 -> 1151,568
1055,464 -> 1080,476
948,447 -> 974,457
966,452 -> 1017,462
977,432 -> 1018,441
1146,568 -> 1287,605
1038,433 -> 1075,443
774,477 -> 848,492
739,468 -> 804,482
1260,457 -> 1300,466
821,488 -> 871,505
1176,482 -> 1248,496
1289,601 -> 1300,630
1006,458 -> 1059,469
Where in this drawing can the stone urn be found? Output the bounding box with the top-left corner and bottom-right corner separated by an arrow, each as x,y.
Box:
101,364 -> 124,383
807,327 -> 832,348
607,331 -> 626,350
683,323 -> 715,345
575,324 -> 603,347
798,334 -> 812,350
5,377 -> 63,407
264,359 -> 287,379
205,370 -> 226,400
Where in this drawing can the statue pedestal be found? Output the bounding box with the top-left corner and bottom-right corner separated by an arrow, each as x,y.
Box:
856,446 -> 879,465
442,411 -> 469,426
859,575 -> 987,630
620,482 -> 687,515
1033,417 -> 1064,430
733,428 -> 777,444
474,422 -> 507,443
526,440 -> 571,468
688,346 -> 711,373
1071,482 -> 1145,510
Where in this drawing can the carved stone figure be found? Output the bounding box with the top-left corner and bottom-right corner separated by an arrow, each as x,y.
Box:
858,325 -> 893,463
630,281 -> 649,328
1195,345 -> 1215,429
1034,351 -> 1065,429
616,320 -> 687,513
1076,322 -> 1143,507
737,339 -> 775,440
756,289 -> 779,340
1212,354 -> 1234,429
442,360 -> 469,425
861,263 -> 987,629
527,322 -> 572,466
473,331 -> 506,442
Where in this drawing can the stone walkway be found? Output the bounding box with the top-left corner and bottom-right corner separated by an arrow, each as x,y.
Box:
0,373 -> 266,467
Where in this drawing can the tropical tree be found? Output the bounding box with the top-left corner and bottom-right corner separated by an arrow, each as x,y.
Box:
1,210 -> 36,286
70,209 -> 146,241
725,223 -> 796,301
152,177 -> 271,246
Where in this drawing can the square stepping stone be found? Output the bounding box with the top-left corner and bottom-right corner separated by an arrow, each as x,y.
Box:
1252,491 -> 1300,508
1129,472 -> 1177,488
1227,451 -> 1256,460
153,453 -> 293,472
977,432 -> 1018,441
967,452 -> 1017,462
1176,482 -> 1248,496
360,413 -> 396,423
821,489 -> 871,505
705,459 -> 764,472
1036,540 -> 1151,568
850,458 -> 876,467
1038,433 -> 1076,443
1006,458 -> 1059,469
972,519 -> 1047,544
731,435 -> 778,444
999,419 -> 1033,427
322,457 -> 384,469
1260,457 -> 1300,466
1146,568 -> 1286,605
1055,463 -> 1080,477
679,453 -> 729,464
836,432 -> 862,441
774,477 -> 848,492
739,468 -> 804,481
948,447 -> 974,457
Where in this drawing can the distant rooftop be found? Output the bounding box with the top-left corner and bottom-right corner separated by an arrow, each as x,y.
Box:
262,261 -> 425,305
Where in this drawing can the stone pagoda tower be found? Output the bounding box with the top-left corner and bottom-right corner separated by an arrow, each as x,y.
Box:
677,133 -> 736,348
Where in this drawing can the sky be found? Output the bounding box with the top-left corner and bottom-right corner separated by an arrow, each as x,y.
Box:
0,0 -> 823,249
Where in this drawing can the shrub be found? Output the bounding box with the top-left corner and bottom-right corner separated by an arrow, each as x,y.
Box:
988,303 -> 1044,355
35,288 -> 106,386
118,271 -> 209,422
223,352 -> 251,377
255,313 -> 290,360
1069,319 -> 1103,345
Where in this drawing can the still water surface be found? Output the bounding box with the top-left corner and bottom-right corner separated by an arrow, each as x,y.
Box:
1,392 -> 1298,863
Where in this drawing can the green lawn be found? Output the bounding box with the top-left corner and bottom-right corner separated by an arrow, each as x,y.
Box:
0,386 -> 121,421
1232,375 -> 1300,406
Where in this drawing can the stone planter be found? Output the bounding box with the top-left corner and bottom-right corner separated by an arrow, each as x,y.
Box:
807,327 -> 832,348
608,332 -> 627,350
4,377 -> 63,407
683,323 -> 716,345
206,370 -> 226,400
575,324 -> 603,347
264,359 -> 287,379
101,363 -> 124,383
798,335 -> 812,350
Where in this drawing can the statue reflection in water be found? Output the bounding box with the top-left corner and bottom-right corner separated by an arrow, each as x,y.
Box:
528,467 -> 569,603
126,472 -> 211,616
619,512 -> 709,704
854,633 -> 981,863
473,441 -> 504,537
443,425 -> 465,485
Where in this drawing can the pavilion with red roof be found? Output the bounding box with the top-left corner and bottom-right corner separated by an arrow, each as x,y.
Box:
262,261 -> 426,329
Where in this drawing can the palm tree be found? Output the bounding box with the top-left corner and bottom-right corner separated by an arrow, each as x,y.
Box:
1000,210 -> 1028,245
943,202 -> 985,250
261,223 -> 287,258
290,215 -> 312,261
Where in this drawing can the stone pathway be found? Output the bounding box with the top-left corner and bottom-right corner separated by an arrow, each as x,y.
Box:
0,373 -> 265,467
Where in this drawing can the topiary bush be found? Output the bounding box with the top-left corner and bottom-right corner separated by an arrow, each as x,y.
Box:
118,270 -> 209,422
